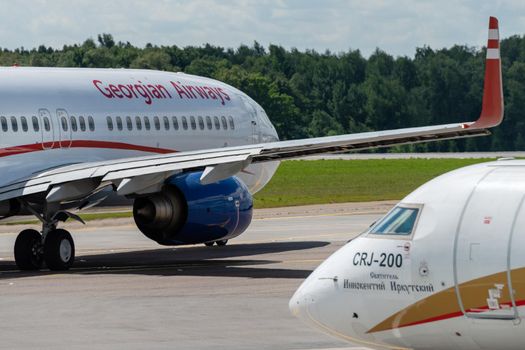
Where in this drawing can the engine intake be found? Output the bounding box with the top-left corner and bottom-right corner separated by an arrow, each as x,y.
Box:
133,172 -> 253,245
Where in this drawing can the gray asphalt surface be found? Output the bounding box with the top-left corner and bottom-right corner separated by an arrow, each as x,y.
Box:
0,204 -> 389,350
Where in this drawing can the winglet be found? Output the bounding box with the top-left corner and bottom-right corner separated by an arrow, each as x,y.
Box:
468,16 -> 504,129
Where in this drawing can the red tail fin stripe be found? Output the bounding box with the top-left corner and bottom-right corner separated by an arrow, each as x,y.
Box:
487,40 -> 499,49
489,16 -> 498,29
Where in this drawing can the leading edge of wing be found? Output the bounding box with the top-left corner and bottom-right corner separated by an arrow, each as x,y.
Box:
253,123 -> 490,161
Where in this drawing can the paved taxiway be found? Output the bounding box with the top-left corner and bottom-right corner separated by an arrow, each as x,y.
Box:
0,203 -> 393,350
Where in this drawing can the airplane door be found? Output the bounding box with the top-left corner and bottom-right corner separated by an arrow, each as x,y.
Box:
56,109 -> 72,148
240,96 -> 260,144
454,168 -> 524,320
251,119 -> 260,144
38,109 -> 55,150
509,183 -> 525,321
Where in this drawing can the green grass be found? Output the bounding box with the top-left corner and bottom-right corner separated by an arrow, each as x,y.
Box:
78,211 -> 133,221
253,158 -> 495,208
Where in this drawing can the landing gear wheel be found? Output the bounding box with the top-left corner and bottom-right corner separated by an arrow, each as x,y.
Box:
14,229 -> 43,270
216,240 -> 228,247
44,229 -> 75,271
204,242 -> 215,247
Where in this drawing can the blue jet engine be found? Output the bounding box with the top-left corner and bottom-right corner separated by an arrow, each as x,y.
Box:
133,171 -> 253,245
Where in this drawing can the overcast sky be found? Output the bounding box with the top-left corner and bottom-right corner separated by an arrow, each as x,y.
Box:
0,0 -> 523,57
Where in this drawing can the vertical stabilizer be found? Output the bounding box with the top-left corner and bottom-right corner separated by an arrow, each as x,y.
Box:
470,16 -> 503,128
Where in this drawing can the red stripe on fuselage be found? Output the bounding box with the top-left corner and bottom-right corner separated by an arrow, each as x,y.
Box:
0,140 -> 176,158
391,299 -> 525,330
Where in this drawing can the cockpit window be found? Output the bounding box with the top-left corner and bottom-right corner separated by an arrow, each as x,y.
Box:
369,206 -> 420,236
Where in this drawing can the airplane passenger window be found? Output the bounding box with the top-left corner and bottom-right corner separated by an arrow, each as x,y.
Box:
144,117 -> 151,130
61,117 -> 68,132
44,117 -> 51,132
107,117 -> 114,131
182,116 -> 188,130
70,116 -> 78,132
11,117 -> 18,132
154,116 -> 161,130
172,116 -> 179,130
32,116 -> 40,132
88,116 -> 95,131
79,116 -> 86,131
198,116 -> 204,130
190,116 -> 196,130
228,116 -> 235,130
1,117 -> 8,132
206,116 -> 212,130
163,116 -> 170,130
21,117 -> 28,132
136,116 -> 142,130
116,116 -> 123,131
214,116 -> 220,130
369,206 -> 421,236
126,116 -> 133,131
221,116 -> 228,130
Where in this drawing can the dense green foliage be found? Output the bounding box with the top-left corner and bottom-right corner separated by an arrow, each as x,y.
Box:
2,34 -> 524,150
253,159 -> 493,208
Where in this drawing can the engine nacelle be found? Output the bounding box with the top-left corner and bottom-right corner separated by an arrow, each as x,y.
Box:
133,172 -> 253,245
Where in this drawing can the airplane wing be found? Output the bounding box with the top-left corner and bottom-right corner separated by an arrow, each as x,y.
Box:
0,17 -> 503,204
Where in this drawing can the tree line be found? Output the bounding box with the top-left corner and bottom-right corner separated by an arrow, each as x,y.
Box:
2,33 -> 525,151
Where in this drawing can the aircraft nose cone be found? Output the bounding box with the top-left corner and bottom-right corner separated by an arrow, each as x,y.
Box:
289,264 -> 356,341
289,290 -> 311,319
289,279 -> 327,326
289,290 -> 319,330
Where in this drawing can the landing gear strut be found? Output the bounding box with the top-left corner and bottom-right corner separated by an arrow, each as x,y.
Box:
216,239 -> 228,246
204,239 -> 229,247
14,203 -> 79,271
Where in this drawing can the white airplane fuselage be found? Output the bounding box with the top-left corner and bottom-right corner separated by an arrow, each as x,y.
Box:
0,67 -> 279,192
290,160 -> 525,350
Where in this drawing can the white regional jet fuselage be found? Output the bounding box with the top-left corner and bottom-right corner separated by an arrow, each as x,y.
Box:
289,17 -> 519,349
290,159 -> 525,350
0,68 -> 279,192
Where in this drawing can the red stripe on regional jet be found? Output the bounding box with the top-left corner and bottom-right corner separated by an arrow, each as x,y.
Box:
0,140 -> 176,157
385,299 -> 525,331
